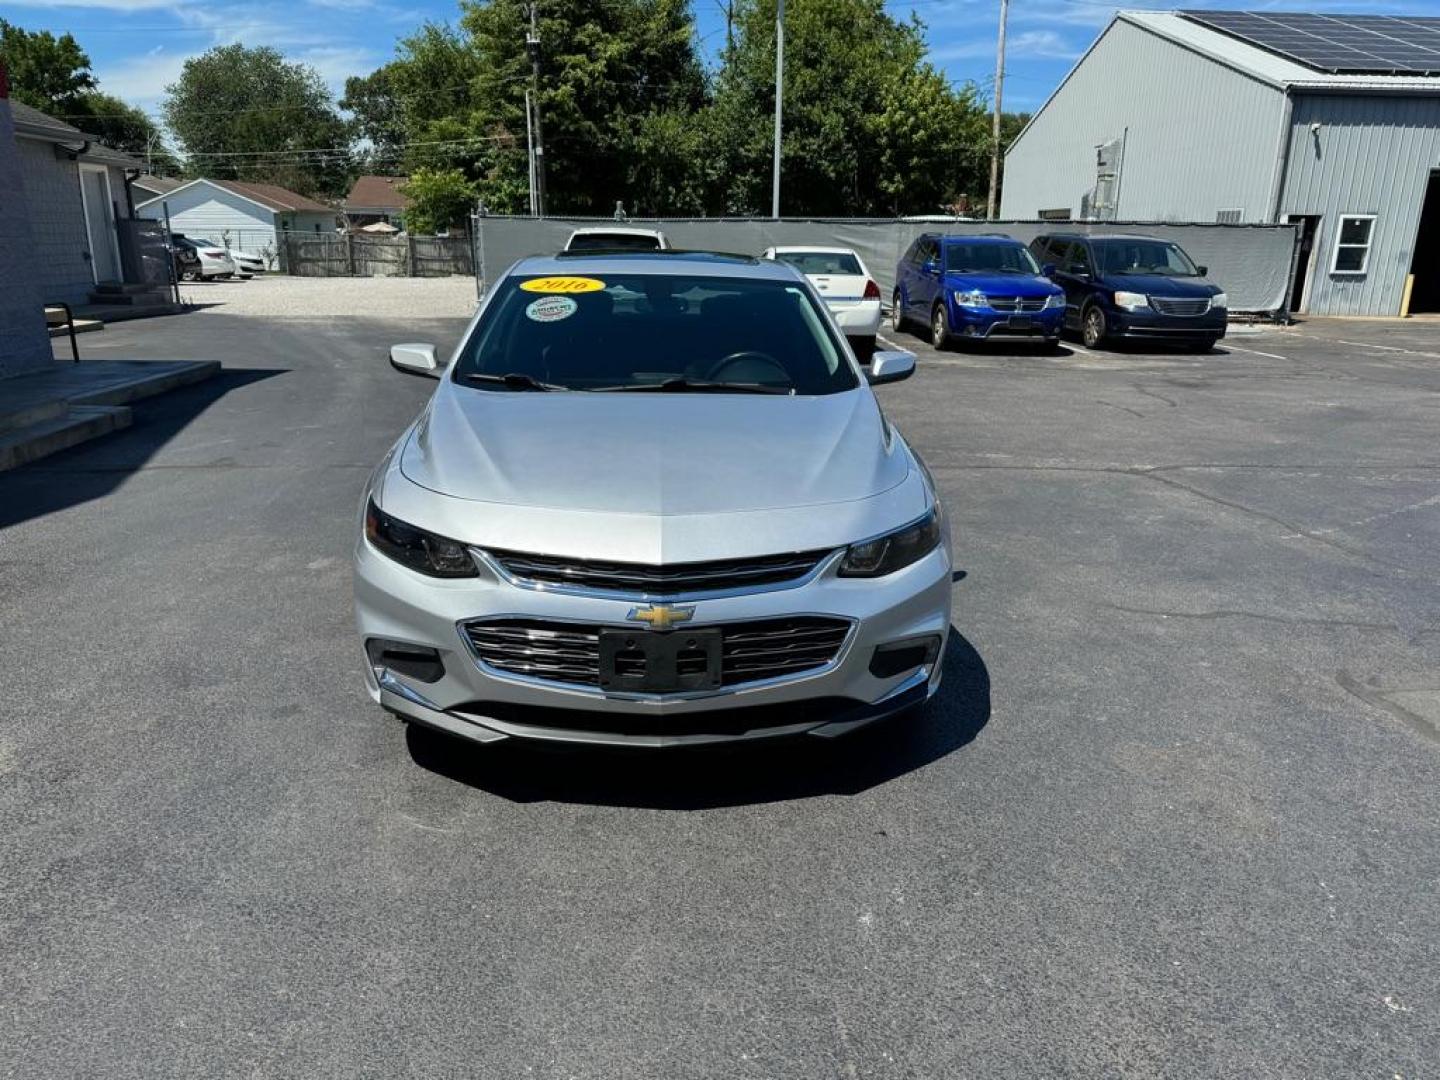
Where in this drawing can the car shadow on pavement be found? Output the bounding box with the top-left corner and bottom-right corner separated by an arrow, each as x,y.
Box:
404,625 -> 991,808
0,369 -> 285,531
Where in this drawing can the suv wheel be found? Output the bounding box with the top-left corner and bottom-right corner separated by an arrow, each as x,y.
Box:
932,304 -> 950,350
891,291 -> 905,332
1082,304 -> 1107,348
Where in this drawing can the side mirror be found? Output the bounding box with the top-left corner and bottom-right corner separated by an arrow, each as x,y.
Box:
867,350 -> 916,386
1041,263 -> 1057,276
1197,265 -> 1208,276
390,342 -> 440,378
922,259 -> 939,275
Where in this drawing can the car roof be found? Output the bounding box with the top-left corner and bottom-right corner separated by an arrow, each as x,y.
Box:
513,251 -> 790,280
567,227 -> 666,237
769,245 -> 860,255
1038,233 -> 1174,243
930,233 -> 1024,245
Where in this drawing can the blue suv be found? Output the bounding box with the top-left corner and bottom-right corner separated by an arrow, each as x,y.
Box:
892,234 -> 1065,349
1030,233 -> 1227,350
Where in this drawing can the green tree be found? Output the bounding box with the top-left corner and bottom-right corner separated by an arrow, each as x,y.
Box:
0,20 -> 177,169
163,44 -> 353,197
400,167 -> 477,232
348,1 -> 709,214
712,0 -> 988,215
0,20 -> 94,112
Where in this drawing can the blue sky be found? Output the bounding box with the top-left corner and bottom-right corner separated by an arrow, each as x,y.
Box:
5,0 -> 1440,126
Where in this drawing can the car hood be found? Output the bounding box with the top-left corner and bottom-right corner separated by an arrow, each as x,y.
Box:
1105,273 -> 1218,296
944,272 -> 1058,296
399,383 -> 908,515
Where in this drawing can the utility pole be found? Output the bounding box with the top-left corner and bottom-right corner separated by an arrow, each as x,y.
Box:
986,0 -> 1009,220
771,0 -> 785,219
722,0 -> 734,58
524,88 -> 537,215
526,1 -> 546,217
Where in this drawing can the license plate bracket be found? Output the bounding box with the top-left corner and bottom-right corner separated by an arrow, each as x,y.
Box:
599,629 -> 722,692
1008,314 -> 1034,330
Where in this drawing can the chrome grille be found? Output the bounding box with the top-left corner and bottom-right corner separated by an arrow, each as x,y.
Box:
988,296 -> 1048,313
463,617 -> 852,690
1150,296 -> 1211,316
485,548 -> 829,596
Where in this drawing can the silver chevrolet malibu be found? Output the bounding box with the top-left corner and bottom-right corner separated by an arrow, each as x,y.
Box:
354,251 -> 953,748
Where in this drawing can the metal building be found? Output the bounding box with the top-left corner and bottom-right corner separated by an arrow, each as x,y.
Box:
1000,10 -> 1440,317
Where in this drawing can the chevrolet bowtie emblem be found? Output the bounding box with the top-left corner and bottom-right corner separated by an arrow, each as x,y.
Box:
627,604 -> 696,630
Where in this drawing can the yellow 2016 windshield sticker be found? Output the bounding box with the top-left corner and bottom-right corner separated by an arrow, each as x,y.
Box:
519,276 -> 606,294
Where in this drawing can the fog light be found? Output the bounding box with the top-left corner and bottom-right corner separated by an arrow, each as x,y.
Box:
869,635 -> 942,679
365,639 -> 445,683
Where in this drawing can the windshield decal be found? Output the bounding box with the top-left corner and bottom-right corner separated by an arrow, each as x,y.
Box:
525,295 -> 579,323
519,276 -> 606,294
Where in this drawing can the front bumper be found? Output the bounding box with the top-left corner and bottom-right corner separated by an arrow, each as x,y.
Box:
355,538 -> 953,748
953,305 -> 1064,340
1109,307 -> 1227,339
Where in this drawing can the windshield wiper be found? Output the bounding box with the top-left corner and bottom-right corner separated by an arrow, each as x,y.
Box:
590,377 -> 792,395
462,372 -> 564,392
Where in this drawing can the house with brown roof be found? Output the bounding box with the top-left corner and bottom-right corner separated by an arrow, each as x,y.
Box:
342,175 -> 410,231
134,177 -> 337,258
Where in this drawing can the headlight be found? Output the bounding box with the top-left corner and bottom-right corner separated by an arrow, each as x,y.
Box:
1113,290 -> 1149,311
1210,292 -> 1227,309
365,499 -> 477,577
838,507 -> 942,578
1043,292 -> 1065,310
954,289 -> 987,308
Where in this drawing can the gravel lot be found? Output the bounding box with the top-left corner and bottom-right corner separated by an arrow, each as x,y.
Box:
179,273 -> 479,320
2,293 -> 1437,1078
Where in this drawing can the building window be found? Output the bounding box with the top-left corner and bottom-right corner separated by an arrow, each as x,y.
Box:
1331,214 -> 1376,275
1216,208 -> 1243,224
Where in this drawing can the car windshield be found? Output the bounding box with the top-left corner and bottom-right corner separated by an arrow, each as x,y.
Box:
776,251 -> 863,275
455,272 -> 857,395
1095,240 -> 1200,276
944,243 -> 1039,275
567,233 -> 662,252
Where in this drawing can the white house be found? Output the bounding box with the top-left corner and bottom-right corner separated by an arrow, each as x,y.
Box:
136,178 -> 337,257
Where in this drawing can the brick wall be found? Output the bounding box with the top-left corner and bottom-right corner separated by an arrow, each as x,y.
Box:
0,90 -> 54,381
16,137 -> 92,306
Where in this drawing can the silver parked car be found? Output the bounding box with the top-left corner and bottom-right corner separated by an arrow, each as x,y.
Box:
354,252 -> 953,748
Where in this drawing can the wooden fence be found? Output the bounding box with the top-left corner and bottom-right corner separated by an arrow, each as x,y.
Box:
281,232 -> 475,278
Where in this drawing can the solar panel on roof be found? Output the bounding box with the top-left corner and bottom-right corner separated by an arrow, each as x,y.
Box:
1179,10 -> 1440,76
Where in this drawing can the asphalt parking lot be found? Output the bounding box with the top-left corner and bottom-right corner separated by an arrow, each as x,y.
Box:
3,284 -> 1438,1078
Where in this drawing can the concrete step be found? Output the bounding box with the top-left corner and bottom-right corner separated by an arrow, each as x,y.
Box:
47,317 -> 104,338
0,399 -> 68,436
0,405 -> 132,471
92,282 -> 162,296
71,302 -> 183,324
86,289 -> 171,307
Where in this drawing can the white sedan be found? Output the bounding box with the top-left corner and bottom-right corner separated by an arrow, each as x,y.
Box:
762,246 -> 882,361
563,227 -> 670,252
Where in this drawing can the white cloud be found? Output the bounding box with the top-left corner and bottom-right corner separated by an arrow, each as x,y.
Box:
932,30 -> 1078,63
93,47 -> 191,109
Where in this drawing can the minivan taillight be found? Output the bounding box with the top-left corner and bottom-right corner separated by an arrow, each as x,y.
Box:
863,279 -> 881,300
203,252 -> 223,259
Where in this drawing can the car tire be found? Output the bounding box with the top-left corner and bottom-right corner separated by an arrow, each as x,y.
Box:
851,335 -> 876,364
1196,336 -> 1221,352
180,268 -> 198,282
1081,304 -> 1108,348
890,291 -> 906,333
931,304 -> 950,350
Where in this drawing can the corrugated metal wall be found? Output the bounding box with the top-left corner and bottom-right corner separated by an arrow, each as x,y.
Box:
1001,19 -> 1286,223
1282,94 -> 1440,316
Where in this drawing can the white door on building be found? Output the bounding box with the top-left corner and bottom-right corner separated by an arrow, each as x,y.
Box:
79,165 -> 122,283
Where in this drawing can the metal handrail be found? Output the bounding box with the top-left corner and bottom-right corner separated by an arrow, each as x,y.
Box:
44,302 -> 80,363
